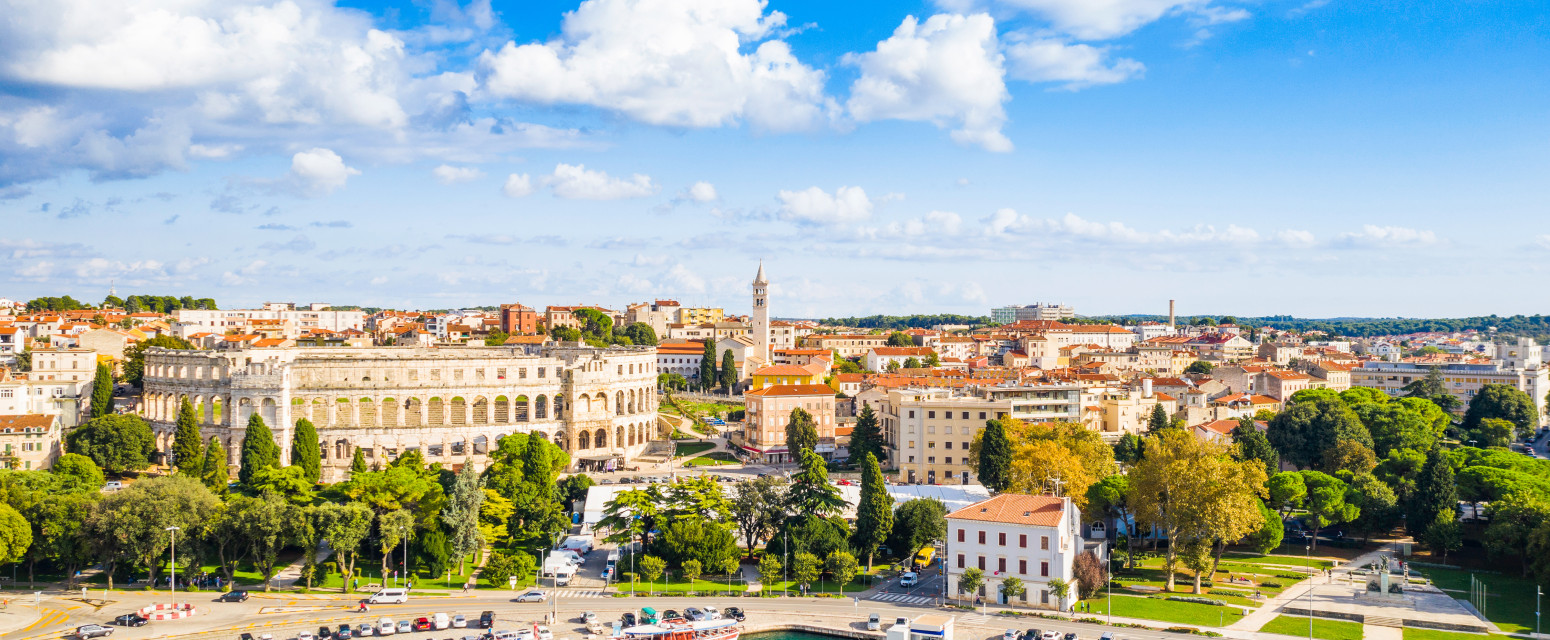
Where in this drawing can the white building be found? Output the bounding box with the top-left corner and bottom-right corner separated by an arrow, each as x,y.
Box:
865,347 -> 936,372
175,303 -> 365,336
0,347 -> 99,427
945,493 -> 1089,611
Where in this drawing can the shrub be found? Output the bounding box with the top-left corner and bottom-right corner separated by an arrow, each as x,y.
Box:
1260,581 -> 1282,588
1165,627 -> 1201,635
1165,596 -> 1228,606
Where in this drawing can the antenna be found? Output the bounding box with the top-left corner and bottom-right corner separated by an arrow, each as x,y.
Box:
109,279 -> 117,298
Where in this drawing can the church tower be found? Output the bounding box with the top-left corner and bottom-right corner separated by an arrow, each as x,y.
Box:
751,261 -> 770,365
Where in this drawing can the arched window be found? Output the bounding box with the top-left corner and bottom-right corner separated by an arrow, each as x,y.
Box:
450,397 -> 467,425
515,395 -> 530,422
616,425 -> 624,448
494,396 -> 510,422
578,430 -> 590,449
473,435 -> 489,454
473,397 -> 489,424
535,395 -> 548,420
427,397 -> 444,424
405,398 -> 422,424
595,428 -> 607,449
615,391 -> 625,416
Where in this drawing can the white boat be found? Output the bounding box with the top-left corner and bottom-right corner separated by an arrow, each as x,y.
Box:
613,617 -> 741,640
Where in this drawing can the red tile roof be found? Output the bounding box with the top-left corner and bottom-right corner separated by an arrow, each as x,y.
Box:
744,384 -> 836,397
947,493 -> 1067,527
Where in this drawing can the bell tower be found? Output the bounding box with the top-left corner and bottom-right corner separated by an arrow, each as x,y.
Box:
751,261 -> 770,365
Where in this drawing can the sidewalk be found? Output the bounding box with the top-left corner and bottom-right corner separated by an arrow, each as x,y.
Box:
1229,545 -> 1390,633
272,542 -> 334,589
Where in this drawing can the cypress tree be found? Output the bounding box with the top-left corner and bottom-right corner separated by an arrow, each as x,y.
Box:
700,339 -> 718,391
849,403 -> 885,466
1147,403 -> 1170,432
720,350 -> 737,393
978,418 -> 1013,493
172,397 -> 204,476
89,362 -> 114,419
786,407 -> 819,458
1408,448 -> 1458,535
291,418 -> 322,484
851,453 -> 894,571
238,413 -> 281,485
200,435 -> 228,491
351,448 -> 368,475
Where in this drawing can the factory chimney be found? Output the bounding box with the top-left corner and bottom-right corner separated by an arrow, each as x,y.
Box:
1168,299 -> 1176,330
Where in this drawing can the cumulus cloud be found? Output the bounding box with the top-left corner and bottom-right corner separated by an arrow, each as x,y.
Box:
845,14 -> 1011,152
778,186 -> 874,225
477,0 -> 832,132
937,0 -> 1228,40
983,210 -> 1261,244
287,148 -> 360,197
542,163 -> 657,200
1005,38 -> 1145,89
1333,225 -> 1439,248
502,173 -> 534,197
432,164 -> 485,185
685,181 -> 718,203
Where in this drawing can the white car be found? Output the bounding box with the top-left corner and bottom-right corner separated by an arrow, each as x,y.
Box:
356,623 -> 375,636
395,620 -> 412,635
452,615 -> 467,629
297,633 -> 317,640
1040,632 -> 1060,640
701,606 -> 721,621
867,614 -> 881,631
536,625 -> 554,640
899,572 -> 918,587
377,618 -> 396,635
1004,630 -> 1019,640
582,612 -> 598,625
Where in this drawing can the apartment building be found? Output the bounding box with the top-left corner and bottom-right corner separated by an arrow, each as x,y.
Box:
881,383 -> 1082,485
742,384 -> 838,463
805,334 -> 889,359
0,414 -> 61,470
175,303 -> 364,334
1353,360 -> 1550,423
945,493 -> 1087,610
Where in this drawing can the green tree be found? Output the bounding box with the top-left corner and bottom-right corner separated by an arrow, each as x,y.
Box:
681,558 -> 703,583
1245,500 -> 1284,554
1422,508 -> 1461,564
792,551 -> 821,590
1267,471 -> 1307,519
1354,398 -> 1448,457
826,550 -> 859,593
1147,403 -> 1170,432
121,334 -> 194,385
377,509 -> 416,579
1086,474 -> 1135,568
238,414 -> 281,485
903,357 -> 921,369
1268,397 -> 1372,469
1184,361 -> 1214,374
483,329 -> 509,346
788,450 -> 847,516
508,433 -> 565,538
924,353 -> 940,367
720,350 -> 737,392
28,490 -> 97,586
0,503 -> 31,566
1000,575 -> 1026,608
290,418 -> 321,484
572,308 -> 615,343
1483,492 -> 1550,576
1113,432 -> 1142,465
557,474 -> 595,512
700,340 -> 718,392
414,525 -> 451,579
730,477 -> 786,554
89,362 -> 113,419
480,550 -> 523,588
350,448 -> 368,475
852,453 -> 893,571
200,435 -> 228,491
1300,471 -> 1359,549
1463,383 -> 1538,440
758,553 -> 783,591
232,492 -> 301,591
171,398 -> 204,476
599,487 -> 661,549
849,403 -> 886,465
65,414 -> 155,474
247,465 -> 316,505
785,408 -> 819,458
978,418 -> 1013,492
53,453 -> 105,490
315,502 -> 374,592
443,461 -> 486,574
1471,417 -> 1515,448
886,332 -> 914,347
885,360 -> 901,373
622,322 -> 659,346
85,475 -> 218,589
639,555 -> 667,594
887,498 -> 947,562
1409,448 -> 1458,536
958,567 -> 985,598
1348,473 -> 1399,544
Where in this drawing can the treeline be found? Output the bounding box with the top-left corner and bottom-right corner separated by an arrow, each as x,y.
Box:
23,295 -> 217,313
819,314 -> 991,329
1092,314 -> 1550,340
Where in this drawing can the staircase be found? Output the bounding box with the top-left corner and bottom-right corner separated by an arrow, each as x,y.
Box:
1365,615 -> 1404,628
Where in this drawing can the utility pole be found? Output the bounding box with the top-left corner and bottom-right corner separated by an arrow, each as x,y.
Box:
165,526 -> 180,605
1306,545 -> 1313,640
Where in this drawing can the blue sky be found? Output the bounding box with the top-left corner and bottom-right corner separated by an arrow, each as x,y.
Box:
2,0 -> 1547,318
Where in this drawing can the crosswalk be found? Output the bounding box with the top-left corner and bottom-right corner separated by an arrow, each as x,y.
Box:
557,590 -> 610,598
959,614 -> 993,625
870,592 -> 935,605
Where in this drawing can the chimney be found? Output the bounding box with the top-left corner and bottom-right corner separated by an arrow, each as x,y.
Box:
1168,300 -> 1176,330
1142,378 -> 1153,398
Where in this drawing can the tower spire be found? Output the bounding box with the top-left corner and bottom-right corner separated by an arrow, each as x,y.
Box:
753,260 -> 767,286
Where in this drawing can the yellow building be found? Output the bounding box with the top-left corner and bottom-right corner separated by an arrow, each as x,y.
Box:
677,307 -> 725,325
751,364 -> 824,389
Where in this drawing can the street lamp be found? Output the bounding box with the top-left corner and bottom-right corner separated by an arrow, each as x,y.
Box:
1537,586 -> 1542,636
165,526 -> 180,605
1306,545 -> 1313,640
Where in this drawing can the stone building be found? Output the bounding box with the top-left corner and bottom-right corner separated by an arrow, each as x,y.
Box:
140,344 -> 660,481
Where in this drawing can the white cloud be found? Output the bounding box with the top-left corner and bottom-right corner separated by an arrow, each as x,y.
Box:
502,173 -> 534,197
982,210 -> 1261,244
288,148 -> 360,197
1005,38 -> 1145,89
542,163 -> 657,200
432,164 -> 485,185
777,186 -> 874,225
188,143 -> 243,159
1334,225 -> 1439,248
1277,229 -> 1316,248
477,0 -> 832,132
926,210 -> 964,234
686,181 -> 718,203
941,0 -> 1223,40
845,14 -> 1012,152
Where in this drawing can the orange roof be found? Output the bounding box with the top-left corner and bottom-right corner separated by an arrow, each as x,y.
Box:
504,336 -> 546,345
0,415 -> 54,430
871,347 -> 934,356
947,493 -> 1067,527
744,384 -> 836,397
753,365 -> 820,377
656,343 -> 705,354
251,338 -> 288,348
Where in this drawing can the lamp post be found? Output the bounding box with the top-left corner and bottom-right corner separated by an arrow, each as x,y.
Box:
1537,585 -> 1542,636
401,526 -> 410,591
1306,545 -> 1313,640
165,526 -> 180,605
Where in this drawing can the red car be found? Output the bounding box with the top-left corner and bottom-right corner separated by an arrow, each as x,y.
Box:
413,618 -> 433,631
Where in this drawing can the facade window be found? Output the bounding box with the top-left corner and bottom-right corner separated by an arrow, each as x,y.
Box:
928,411 -> 936,419
927,457 -> 935,464
998,532 -> 1006,546
977,556 -> 986,571
409,370 -> 418,381
961,412 -> 969,419
998,558 -> 1006,573
1040,561 -> 1049,577
475,368 -> 485,379
1019,534 -> 1027,548
453,369 -> 463,381
978,412 -> 986,419
430,369 -> 441,381
908,410 -> 915,418
962,441 -> 970,449
978,531 -> 986,544
1041,536 -> 1050,550
958,529 -> 965,542
1019,559 -> 1027,574
945,441 -> 953,449
908,456 -> 915,463
944,457 -> 952,465
957,554 -> 965,568
928,441 -> 936,448
538,367 -> 546,378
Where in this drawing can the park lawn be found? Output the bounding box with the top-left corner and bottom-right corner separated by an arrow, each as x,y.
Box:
674,442 -> 716,456
622,577 -> 752,595
1079,594 -> 1246,627
1419,567 -> 1538,634
1258,615 -> 1363,640
1222,552 -> 1336,569
683,452 -> 739,467
1401,629 -> 1495,640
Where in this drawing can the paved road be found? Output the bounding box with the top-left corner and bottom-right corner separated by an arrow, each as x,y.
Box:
5,588 -> 1204,640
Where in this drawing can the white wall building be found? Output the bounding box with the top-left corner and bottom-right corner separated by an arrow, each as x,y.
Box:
945,493 -> 1089,611
175,303 -> 365,335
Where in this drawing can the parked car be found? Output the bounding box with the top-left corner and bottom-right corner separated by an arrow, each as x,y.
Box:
1004,630 -> 1020,640
76,624 -> 114,638
479,611 -> 497,628
100,481 -> 125,493
662,610 -> 680,621
394,620 -> 412,635
317,626 -> 334,639
1040,631 -> 1060,640
582,612 -> 598,625
867,614 -> 881,631
894,617 -> 910,628
297,633 -> 317,640
220,590 -> 251,602
112,614 -> 147,627
452,614 -> 467,628
621,613 -> 637,627
515,590 -> 547,603
722,608 -> 744,622
376,618 -> 396,636
536,625 -> 554,640
684,608 -> 705,621
702,606 -> 721,620
356,623 -> 376,636
1099,634 -> 1115,640
899,572 -> 918,587
1063,633 -> 1077,640
1022,629 -> 1041,640
337,623 -> 354,638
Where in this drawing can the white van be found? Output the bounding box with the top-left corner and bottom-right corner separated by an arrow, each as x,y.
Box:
368,588 -> 409,604
433,613 -> 450,630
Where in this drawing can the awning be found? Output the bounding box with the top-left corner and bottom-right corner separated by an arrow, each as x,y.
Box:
579,454 -> 623,462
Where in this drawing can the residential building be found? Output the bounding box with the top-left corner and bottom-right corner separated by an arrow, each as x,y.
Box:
805,334 -> 890,359
499,303 -> 540,335
1256,369 -> 1312,401
0,327 -> 21,364
0,414 -> 61,470
881,383 -> 1082,485
677,307 -> 725,325
991,303 -> 1075,324
175,303 -> 364,334
1187,333 -> 1254,361
741,384 -> 837,463
625,300 -> 681,337
865,346 -> 937,372
657,341 -> 705,383
1352,359 -> 1550,423
945,493 -> 1088,610
750,364 -> 825,389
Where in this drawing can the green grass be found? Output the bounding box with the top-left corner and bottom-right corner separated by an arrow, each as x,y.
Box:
1223,552 -> 1336,569
674,442 -> 716,457
1258,615 -> 1363,640
1400,628 -> 1493,640
1079,594 -> 1246,627
682,452 -> 739,467
1418,567 -> 1539,634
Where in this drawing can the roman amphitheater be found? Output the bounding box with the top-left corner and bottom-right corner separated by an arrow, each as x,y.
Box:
140,345 -> 662,481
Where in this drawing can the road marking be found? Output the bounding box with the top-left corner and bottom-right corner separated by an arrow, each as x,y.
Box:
869,593 -> 933,605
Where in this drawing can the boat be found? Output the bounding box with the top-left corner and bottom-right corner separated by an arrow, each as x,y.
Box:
613,617 -> 741,640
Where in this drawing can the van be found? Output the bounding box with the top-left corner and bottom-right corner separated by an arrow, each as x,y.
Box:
554,572 -> 574,587
368,588 -> 409,604
433,613 -> 450,630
